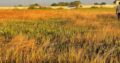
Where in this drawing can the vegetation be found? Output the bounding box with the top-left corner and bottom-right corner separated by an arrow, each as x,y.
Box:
28,3 -> 48,9
70,1 -> 81,8
94,3 -> 99,5
0,9 -> 119,63
28,3 -> 41,9
94,2 -> 106,5
100,2 -> 106,5
51,1 -> 81,8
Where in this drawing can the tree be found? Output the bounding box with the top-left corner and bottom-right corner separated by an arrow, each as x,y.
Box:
31,3 -> 39,6
50,0 -> 81,7
100,2 -> 106,5
28,3 -> 40,9
17,4 -> 23,7
51,2 -> 69,6
57,2 -> 69,6
70,1 -> 81,8
94,2 -> 99,5
51,3 -> 58,6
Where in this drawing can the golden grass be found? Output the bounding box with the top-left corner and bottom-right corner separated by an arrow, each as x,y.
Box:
0,9 -> 115,20
0,9 -> 119,63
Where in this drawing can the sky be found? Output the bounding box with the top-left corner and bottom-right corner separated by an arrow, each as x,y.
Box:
0,0 -> 115,6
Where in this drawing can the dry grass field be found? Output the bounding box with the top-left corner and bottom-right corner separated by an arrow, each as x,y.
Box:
0,8 -> 119,63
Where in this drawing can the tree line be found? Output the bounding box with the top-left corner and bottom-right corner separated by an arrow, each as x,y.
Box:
51,1 -> 81,7
27,1 -> 81,9
16,0 -> 108,9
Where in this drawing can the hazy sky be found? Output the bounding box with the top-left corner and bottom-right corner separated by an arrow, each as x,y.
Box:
0,0 -> 114,6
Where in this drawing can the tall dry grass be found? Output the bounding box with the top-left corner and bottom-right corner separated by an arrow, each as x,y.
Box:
0,9 -> 115,20
0,9 -> 119,63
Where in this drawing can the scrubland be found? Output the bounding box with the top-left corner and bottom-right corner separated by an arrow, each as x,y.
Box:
0,8 -> 119,63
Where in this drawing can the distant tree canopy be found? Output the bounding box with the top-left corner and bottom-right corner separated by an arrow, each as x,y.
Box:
94,2 -> 106,5
57,2 -> 69,6
70,1 -> 81,7
51,1 -> 81,8
51,3 -> 58,6
28,3 -> 41,9
30,3 -> 39,7
100,2 -> 106,5
94,3 -> 99,5
17,4 -> 23,7
51,2 -> 69,6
